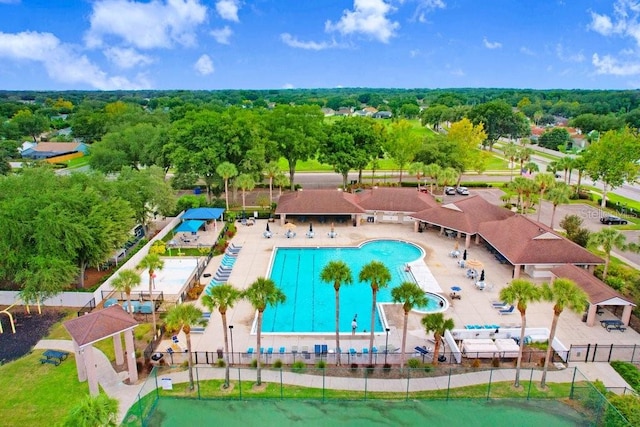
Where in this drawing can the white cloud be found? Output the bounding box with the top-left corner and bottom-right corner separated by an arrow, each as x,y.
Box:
589,12 -> 614,35
483,37 -> 502,49
194,54 -> 214,75
556,43 -> 585,62
210,26 -> 233,44
84,0 -> 207,50
104,47 -> 154,68
592,53 -> 640,75
325,0 -> 399,43
520,46 -> 535,56
216,0 -> 240,22
588,1 -> 640,45
0,0 -> 21,4
280,33 -> 338,50
450,68 -> 464,76
411,0 -> 446,23
0,31 -> 148,89
409,49 -> 419,58
282,83 -> 295,89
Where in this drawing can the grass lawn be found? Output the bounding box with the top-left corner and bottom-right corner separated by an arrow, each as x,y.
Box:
0,351 -> 89,427
64,155 -> 90,168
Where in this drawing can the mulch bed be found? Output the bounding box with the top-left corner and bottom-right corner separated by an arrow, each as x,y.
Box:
0,308 -> 66,363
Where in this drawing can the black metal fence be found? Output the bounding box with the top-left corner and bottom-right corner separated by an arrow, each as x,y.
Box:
567,344 -> 640,363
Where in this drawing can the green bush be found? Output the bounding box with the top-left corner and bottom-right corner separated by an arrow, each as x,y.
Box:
316,360 -> 326,369
407,358 -> 421,369
610,361 -> 640,392
292,360 -> 306,373
272,359 -> 283,369
250,359 -> 257,369
365,364 -> 375,375
216,359 -> 226,368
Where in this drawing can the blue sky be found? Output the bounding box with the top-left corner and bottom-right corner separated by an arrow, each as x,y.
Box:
0,0 -> 639,90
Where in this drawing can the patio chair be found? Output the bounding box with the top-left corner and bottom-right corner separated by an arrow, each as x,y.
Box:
499,305 -> 516,315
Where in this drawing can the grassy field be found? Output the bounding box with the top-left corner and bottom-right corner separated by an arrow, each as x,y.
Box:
0,351 -> 88,427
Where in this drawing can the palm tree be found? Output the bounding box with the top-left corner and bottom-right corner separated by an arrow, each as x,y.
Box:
263,161 -> 280,205
547,183 -> 572,229
243,277 -> 286,385
320,260 -> 353,366
556,156 -> 574,184
511,177 -> 530,213
62,393 -> 119,427
516,146 -> 533,174
420,313 -> 454,367
502,142 -> 518,182
589,228 -> 628,280
110,269 -> 141,316
391,282 -> 428,368
572,156 -> 587,196
164,303 -> 204,390
137,253 -> 164,334
273,172 -> 289,197
499,279 -> 543,387
534,173 -> 556,222
201,283 -> 242,388
235,173 -> 256,210
216,161 -> 238,211
359,261 -> 392,365
437,167 -> 460,198
540,278 -> 588,388
408,162 -> 426,190
424,163 -> 441,194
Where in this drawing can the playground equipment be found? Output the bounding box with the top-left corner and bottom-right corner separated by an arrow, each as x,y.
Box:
0,298 -> 38,334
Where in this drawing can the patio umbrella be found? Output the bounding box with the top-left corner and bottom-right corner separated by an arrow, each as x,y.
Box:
463,249 -> 467,260
479,270 -> 485,282
309,223 -> 313,233
466,259 -> 483,270
284,222 -> 297,231
331,222 -> 335,233
266,223 -> 270,233
454,242 -> 459,251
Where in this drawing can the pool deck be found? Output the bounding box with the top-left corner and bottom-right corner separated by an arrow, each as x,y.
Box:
183,219 -> 640,357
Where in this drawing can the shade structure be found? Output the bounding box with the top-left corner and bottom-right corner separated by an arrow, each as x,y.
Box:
463,250 -> 467,260
451,286 -> 462,292
266,223 -> 270,233
480,270 -> 485,282
175,219 -> 205,233
284,222 -> 296,231
466,259 -> 483,270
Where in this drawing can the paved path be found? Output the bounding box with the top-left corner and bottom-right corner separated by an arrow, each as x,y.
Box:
34,339 -> 633,424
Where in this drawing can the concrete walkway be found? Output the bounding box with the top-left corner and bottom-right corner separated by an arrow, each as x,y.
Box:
34,338 -> 633,424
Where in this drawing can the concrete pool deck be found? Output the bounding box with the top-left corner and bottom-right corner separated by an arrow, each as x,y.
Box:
185,219 -> 640,357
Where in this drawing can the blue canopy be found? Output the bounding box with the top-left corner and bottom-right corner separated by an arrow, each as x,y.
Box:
175,220 -> 205,233
182,207 -> 225,220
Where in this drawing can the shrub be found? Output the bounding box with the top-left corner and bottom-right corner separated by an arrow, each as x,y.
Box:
250,359 -> 257,369
383,363 -> 392,373
292,360 -> 306,373
316,360 -> 326,369
423,363 -> 433,373
273,359 -> 283,369
216,359 -> 226,368
610,361 -> 640,392
407,358 -> 421,369
350,363 -> 359,372
365,364 -> 375,375
492,358 -> 500,368
471,359 -> 481,368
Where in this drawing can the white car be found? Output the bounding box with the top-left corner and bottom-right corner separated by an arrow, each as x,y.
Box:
456,187 -> 469,195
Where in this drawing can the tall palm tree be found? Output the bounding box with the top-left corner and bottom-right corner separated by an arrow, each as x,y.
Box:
164,303 -> 204,390
499,279 -> 543,387
359,261 -> 391,365
437,167 -> 460,198
243,277 -> 286,385
137,253 -> 164,334
589,228 -> 628,280
540,278 -> 588,388
502,142 -> 518,182
235,173 -> 256,210
320,260 -> 353,366
420,312 -> 454,367
556,156 -> 574,184
572,156 -> 587,196
408,161 -> 426,190
511,176 -> 530,213
423,163 -> 441,194
216,161 -> 238,211
547,183 -> 572,229
534,173 -> 556,222
201,283 -> 242,388
110,269 -> 141,316
273,173 -> 289,197
516,146 -> 533,174
391,282 -> 428,368
263,161 -> 280,205
62,393 -> 119,427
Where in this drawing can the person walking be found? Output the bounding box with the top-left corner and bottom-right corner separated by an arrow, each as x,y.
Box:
351,315 -> 358,335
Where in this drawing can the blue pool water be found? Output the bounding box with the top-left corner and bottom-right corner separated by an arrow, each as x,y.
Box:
263,240 -> 441,334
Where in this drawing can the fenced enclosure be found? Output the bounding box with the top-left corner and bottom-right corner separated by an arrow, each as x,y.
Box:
123,365 -> 631,427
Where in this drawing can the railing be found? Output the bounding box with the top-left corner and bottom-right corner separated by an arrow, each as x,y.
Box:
568,343 -> 640,363
76,297 -> 95,316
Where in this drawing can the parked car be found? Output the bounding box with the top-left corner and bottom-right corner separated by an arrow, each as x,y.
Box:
444,186 -> 456,195
456,186 -> 470,196
600,215 -> 628,225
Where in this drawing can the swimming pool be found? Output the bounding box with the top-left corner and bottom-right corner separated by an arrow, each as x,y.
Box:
262,240 -> 443,334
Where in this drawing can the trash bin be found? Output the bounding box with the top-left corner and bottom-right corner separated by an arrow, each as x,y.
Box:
193,187 -> 201,195
352,218 -> 357,226
217,348 -> 224,359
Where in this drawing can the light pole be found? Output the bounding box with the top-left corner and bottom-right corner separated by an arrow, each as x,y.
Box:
229,325 -> 234,365
384,328 -> 390,365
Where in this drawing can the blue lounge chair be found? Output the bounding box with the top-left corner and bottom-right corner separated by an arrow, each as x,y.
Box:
247,347 -> 254,355
267,347 -> 273,355
321,344 -> 328,354
362,348 -> 369,355
414,346 -> 430,355
314,345 -> 322,355
279,346 -> 285,354
104,298 -> 118,308
372,347 -> 378,354
349,348 -> 356,356
499,305 -> 515,315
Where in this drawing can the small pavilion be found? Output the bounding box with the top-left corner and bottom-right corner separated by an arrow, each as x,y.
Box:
64,306 -> 139,395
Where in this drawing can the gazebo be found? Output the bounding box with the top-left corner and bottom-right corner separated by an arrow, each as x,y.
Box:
63,306 -> 139,395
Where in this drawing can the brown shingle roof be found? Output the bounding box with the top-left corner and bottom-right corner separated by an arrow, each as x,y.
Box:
478,215 -> 603,265
356,187 -> 438,212
411,195 -> 514,234
276,190 -> 366,215
63,305 -> 138,347
551,264 -> 635,306
34,142 -> 81,152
